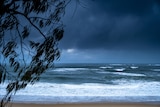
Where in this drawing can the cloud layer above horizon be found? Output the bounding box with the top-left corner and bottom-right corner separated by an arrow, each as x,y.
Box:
58,0 -> 160,63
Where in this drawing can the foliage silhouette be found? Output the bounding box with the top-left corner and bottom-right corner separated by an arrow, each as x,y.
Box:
0,0 -> 72,106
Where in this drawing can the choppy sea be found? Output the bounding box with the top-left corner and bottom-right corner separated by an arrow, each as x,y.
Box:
1,63 -> 160,103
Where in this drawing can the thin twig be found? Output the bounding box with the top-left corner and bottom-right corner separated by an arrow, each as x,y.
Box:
11,10 -> 47,39
16,24 -> 26,67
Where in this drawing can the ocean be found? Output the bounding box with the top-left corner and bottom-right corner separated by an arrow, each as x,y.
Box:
0,63 -> 160,103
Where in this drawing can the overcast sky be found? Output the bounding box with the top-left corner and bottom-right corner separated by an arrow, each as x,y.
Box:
57,0 -> 160,63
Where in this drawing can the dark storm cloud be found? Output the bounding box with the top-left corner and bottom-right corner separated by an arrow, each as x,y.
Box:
96,0 -> 160,16
60,0 -> 160,51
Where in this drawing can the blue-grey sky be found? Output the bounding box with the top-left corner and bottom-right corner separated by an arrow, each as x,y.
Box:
57,0 -> 160,63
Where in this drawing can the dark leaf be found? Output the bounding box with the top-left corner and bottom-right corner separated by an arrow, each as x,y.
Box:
0,65 -> 6,83
3,72 -> 6,83
9,57 -> 15,67
22,26 -> 29,39
54,28 -> 64,41
0,71 -> 2,83
39,20 -> 43,28
32,17 -> 38,22
21,71 -> 32,82
6,82 -> 15,93
18,68 -> 23,77
29,41 -> 40,49
2,41 -> 17,57
13,62 -> 20,72
45,20 -> 51,26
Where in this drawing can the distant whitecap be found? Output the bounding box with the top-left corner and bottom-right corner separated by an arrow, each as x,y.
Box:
112,72 -> 146,77
54,68 -> 87,72
99,66 -> 112,69
114,68 -> 125,72
130,66 -> 138,69
110,64 -> 123,66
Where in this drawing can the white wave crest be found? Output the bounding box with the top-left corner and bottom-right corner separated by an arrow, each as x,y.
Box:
10,81 -> 160,97
112,72 -> 146,77
130,66 -> 138,69
114,68 -> 125,72
53,68 -> 88,72
99,66 -> 112,69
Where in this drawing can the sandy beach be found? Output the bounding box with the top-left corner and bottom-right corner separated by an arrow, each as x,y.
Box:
11,103 -> 160,107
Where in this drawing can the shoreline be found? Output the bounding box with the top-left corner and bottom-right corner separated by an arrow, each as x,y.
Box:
9,100 -> 160,104
10,102 -> 160,107
1,95 -> 160,105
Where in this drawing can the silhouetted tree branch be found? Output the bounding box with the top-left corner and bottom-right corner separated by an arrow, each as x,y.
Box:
0,0 -> 73,107
12,10 -> 47,39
